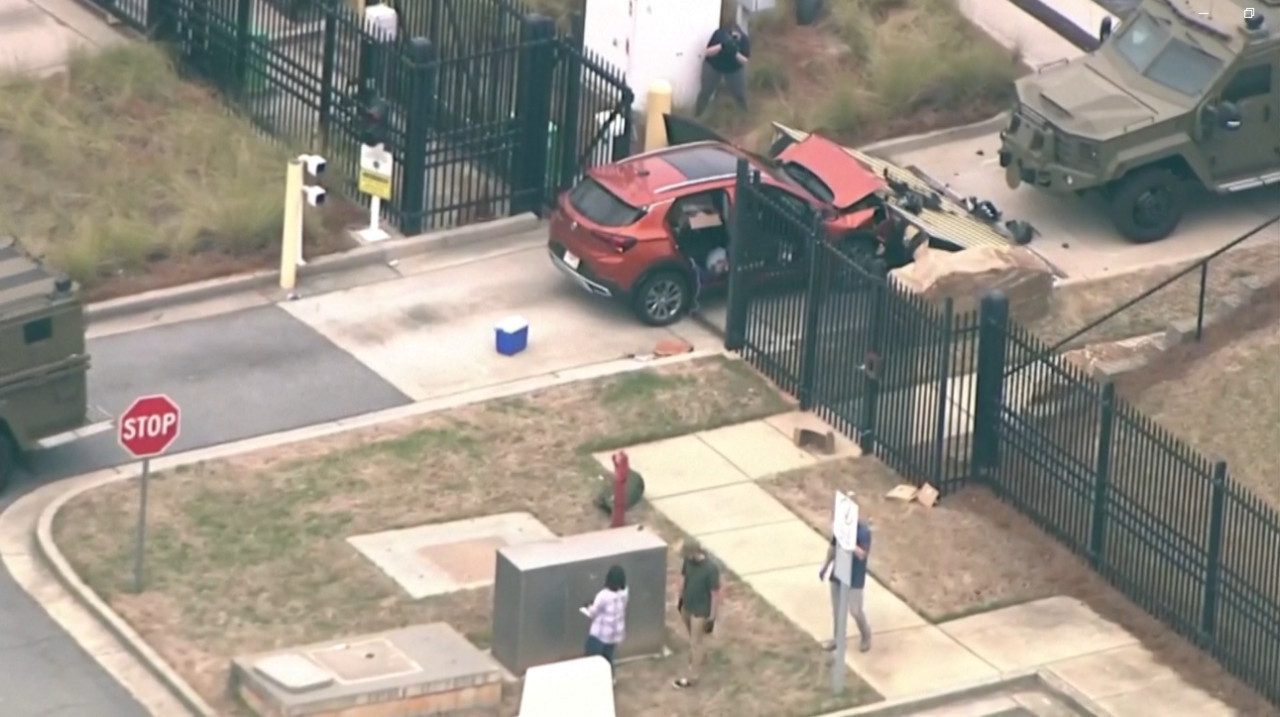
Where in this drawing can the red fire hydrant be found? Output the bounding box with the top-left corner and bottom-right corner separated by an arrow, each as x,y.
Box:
611,451 -> 630,528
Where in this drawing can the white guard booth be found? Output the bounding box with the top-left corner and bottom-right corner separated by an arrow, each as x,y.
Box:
582,0 -> 723,112
518,656 -> 616,717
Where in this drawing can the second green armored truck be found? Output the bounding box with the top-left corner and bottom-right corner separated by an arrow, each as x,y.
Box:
1000,0 -> 1280,243
0,237 -> 107,491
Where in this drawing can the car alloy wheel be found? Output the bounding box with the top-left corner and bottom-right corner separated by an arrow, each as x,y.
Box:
644,278 -> 685,323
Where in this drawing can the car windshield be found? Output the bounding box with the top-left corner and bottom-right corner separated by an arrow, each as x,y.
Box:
779,161 -> 835,204
1112,13 -> 1223,96
568,178 -> 643,227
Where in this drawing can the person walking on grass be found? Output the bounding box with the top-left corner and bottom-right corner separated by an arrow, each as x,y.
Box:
674,538 -> 721,689
694,21 -> 750,116
583,565 -> 629,681
819,511 -> 873,653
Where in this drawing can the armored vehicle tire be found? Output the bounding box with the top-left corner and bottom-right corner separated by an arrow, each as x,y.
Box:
0,430 -> 14,493
1108,168 -> 1187,243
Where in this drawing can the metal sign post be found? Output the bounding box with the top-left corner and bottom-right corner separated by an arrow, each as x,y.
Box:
831,490 -> 858,696
831,545 -> 853,695
117,393 -> 182,594
133,458 -> 151,593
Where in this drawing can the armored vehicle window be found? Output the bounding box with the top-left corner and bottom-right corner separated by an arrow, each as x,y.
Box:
1115,13 -> 1224,96
23,317 -> 52,344
1222,65 -> 1273,102
1115,14 -> 1167,72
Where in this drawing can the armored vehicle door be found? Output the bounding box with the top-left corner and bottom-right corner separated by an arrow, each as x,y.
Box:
1202,58 -> 1277,186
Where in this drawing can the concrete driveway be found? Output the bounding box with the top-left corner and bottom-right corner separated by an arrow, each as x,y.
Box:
278,240 -> 720,401
884,132 -> 1279,279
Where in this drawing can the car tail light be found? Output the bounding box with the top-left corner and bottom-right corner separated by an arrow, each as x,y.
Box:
593,231 -> 637,253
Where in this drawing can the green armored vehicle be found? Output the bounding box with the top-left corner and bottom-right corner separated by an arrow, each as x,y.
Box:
0,238 -> 104,490
1000,0 -> 1280,242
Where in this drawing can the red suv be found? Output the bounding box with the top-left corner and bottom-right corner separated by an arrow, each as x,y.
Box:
548,135 -> 889,325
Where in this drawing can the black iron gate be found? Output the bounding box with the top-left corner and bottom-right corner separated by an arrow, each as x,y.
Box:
139,0 -> 632,234
725,160 -> 977,493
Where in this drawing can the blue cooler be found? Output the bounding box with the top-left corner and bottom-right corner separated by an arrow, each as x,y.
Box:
495,315 -> 529,356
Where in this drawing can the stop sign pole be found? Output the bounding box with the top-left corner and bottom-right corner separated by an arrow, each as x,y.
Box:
117,394 -> 182,594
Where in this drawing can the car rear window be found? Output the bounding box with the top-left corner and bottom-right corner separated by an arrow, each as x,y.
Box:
569,178 -> 643,227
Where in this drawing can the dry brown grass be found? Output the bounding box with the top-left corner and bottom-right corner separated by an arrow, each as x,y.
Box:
54,357 -> 880,717
698,0 -> 1024,150
762,455 -> 1277,715
0,44 -> 359,301
1027,240 -> 1280,347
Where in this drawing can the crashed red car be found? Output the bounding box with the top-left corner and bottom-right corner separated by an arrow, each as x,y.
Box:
548,130 -> 897,326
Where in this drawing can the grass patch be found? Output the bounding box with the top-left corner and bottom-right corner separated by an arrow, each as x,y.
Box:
0,44 -> 357,301
696,0 -> 1024,150
1027,242 -> 1280,347
54,357 -> 881,716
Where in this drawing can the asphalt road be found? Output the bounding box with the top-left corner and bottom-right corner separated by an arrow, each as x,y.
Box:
1,304 -> 411,716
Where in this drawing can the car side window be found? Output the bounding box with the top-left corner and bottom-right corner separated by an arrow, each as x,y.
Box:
1222,64 -> 1272,103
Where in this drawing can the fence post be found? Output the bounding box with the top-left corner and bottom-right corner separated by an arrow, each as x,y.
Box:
147,0 -> 172,40
317,7 -> 338,150
614,88 -> 635,161
1200,460 -> 1228,638
970,290 -> 1009,482
931,300 -> 955,490
557,48 -> 583,191
724,158 -> 752,351
1089,381 -> 1116,567
398,37 -> 436,236
513,14 -> 557,215
796,214 -> 825,410
231,0 -> 253,97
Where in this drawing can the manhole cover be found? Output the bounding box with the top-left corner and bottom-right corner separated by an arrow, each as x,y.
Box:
417,537 -> 507,584
309,639 -> 420,683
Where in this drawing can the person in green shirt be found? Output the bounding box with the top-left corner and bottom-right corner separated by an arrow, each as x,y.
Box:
674,538 -> 721,689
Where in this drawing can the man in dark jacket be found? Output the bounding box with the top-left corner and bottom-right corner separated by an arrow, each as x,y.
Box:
694,23 -> 750,116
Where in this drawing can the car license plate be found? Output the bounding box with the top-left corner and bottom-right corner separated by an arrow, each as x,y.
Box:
563,250 -> 581,270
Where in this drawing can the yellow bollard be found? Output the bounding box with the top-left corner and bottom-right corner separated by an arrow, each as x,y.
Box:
644,80 -> 673,152
279,158 -> 303,291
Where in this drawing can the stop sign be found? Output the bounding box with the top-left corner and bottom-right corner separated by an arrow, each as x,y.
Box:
118,394 -> 182,459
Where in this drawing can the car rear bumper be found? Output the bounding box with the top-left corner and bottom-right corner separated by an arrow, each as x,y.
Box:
548,247 -> 619,299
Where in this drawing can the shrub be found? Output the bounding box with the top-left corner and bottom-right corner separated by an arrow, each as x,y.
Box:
748,55 -> 791,93
0,44 -> 294,287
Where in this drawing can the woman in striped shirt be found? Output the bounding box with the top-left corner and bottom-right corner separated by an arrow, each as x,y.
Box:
583,565 -> 629,677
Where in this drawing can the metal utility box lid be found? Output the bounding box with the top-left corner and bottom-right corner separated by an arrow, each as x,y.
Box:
499,526 -> 668,570
0,237 -> 76,320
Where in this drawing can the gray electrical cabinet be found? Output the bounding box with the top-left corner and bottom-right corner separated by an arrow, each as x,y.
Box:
491,526 -> 668,675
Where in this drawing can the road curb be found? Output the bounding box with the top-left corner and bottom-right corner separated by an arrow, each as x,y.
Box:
860,114 -> 1009,159
85,213 -> 543,324
814,666 -> 1111,717
31,347 -> 724,715
35,467 -> 218,717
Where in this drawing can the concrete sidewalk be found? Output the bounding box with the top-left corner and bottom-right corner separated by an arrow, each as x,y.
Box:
0,0 -> 126,77
599,412 -> 1238,716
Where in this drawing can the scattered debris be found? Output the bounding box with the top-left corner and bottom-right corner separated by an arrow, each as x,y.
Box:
916,483 -> 939,508
886,484 -> 918,502
653,337 -> 693,357
793,426 -> 836,455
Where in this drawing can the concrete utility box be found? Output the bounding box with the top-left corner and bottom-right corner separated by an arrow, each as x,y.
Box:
491,526 -> 668,675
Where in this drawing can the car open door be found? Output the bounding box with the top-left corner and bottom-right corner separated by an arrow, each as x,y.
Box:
663,114 -> 732,147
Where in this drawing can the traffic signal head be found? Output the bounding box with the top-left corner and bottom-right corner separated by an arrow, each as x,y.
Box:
359,98 -> 390,147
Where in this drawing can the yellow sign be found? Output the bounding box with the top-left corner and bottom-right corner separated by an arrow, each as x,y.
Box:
359,144 -> 394,200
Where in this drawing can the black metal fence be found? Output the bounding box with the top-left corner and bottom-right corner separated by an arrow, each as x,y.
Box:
102,0 -> 633,234
723,160 -> 1280,706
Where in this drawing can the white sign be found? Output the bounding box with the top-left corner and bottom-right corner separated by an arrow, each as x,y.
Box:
359,144 -> 394,200
833,491 -> 859,551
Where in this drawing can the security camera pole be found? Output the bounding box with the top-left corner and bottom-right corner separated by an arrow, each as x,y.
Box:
280,154 -> 327,291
